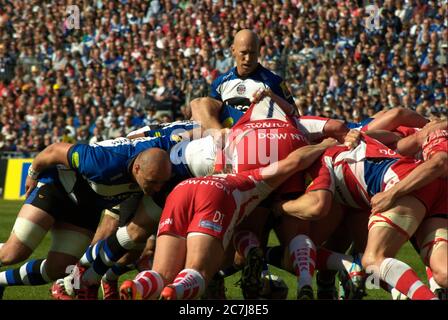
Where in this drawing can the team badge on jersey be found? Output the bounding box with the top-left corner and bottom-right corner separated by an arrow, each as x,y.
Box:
236,84 -> 246,95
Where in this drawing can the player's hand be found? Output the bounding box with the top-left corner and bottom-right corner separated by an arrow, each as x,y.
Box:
251,88 -> 272,104
344,129 -> 362,149
371,190 -> 396,214
321,137 -> 338,148
24,176 -> 38,199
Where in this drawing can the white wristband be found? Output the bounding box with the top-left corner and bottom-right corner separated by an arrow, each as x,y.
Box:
28,166 -> 40,180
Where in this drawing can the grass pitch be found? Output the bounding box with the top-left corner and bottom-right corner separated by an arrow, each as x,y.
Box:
0,200 -> 427,300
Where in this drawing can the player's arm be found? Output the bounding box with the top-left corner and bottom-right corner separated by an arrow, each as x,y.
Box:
25,142 -> 74,197
364,130 -> 402,147
371,151 -> 448,214
396,120 -> 447,156
127,126 -> 152,139
272,149 -> 335,221
190,78 -> 224,130
260,138 -> 338,189
366,107 -> 428,131
323,119 -> 349,143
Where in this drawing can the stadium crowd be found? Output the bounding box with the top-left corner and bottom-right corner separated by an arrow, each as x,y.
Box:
0,0 -> 446,154
0,0 -> 447,302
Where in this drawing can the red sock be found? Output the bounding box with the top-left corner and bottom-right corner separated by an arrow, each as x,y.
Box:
380,258 -> 437,300
233,231 -> 260,259
134,270 -> 164,300
289,234 -> 316,289
170,269 -> 205,300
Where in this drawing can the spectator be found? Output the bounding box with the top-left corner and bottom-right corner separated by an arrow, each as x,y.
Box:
0,0 -> 445,158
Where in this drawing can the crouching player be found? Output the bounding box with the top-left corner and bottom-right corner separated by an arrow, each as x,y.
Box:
119,138 -> 338,300
371,129 -> 448,299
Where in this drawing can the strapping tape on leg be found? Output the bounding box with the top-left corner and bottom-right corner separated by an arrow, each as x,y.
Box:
419,228 -> 448,265
50,229 -> 92,258
368,212 -> 420,239
12,217 -> 47,250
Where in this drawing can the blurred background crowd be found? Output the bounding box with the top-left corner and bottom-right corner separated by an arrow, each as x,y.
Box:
0,0 -> 446,155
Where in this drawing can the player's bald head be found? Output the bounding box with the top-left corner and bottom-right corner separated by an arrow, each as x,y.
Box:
137,148 -> 168,166
133,148 -> 171,195
232,29 -> 260,77
233,29 -> 260,50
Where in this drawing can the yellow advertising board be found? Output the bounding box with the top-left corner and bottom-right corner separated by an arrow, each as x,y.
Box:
4,159 -> 33,200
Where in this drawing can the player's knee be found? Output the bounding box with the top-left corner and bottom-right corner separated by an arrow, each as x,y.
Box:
0,246 -> 31,265
126,224 -> 150,243
432,266 -> 448,288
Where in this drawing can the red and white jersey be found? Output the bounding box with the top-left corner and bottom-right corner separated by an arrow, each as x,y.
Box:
232,96 -> 301,131
394,126 -> 421,138
293,116 -> 329,143
216,97 -> 309,194
422,129 -> 448,161
306,135 -> 419,209
157,169 -> 273,248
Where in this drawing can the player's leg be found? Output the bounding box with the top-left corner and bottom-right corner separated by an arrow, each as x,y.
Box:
1,219 -> 91,298
310,203 -> 351,299
161,233 -> 224,300
362,196 -> 436,300
51,208 -> 121,300
273,215 -> 317,299
0,204 -> 53,266
190,97 -> 224,130
0,204 -> 54,299
277,190 -> 333,221
81,198 -> 159,288
233,206 -> 271,299
415,217 -> 448,298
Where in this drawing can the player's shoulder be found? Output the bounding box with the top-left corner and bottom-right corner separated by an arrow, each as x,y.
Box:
212,67 -> 238,86
254,64 -> 283,84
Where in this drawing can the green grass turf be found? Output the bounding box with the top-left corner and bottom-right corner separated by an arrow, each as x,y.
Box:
0,200 -> 427,300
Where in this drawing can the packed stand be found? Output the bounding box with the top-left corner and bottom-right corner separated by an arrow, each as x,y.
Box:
0,0 -> 446,155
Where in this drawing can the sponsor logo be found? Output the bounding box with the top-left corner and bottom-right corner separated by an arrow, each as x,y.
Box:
178,179 -> 231,194
243,122 -> 289,129
71,152 -> 79,168
199,220 -> 222,233
171,134 -> 183,143
222,117 -> 234,128
159,218 -> 173,229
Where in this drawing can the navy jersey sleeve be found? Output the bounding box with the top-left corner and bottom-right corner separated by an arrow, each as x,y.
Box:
210,76 -> 223,101
271,77 -> 295,105
67,143 -> 128,181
